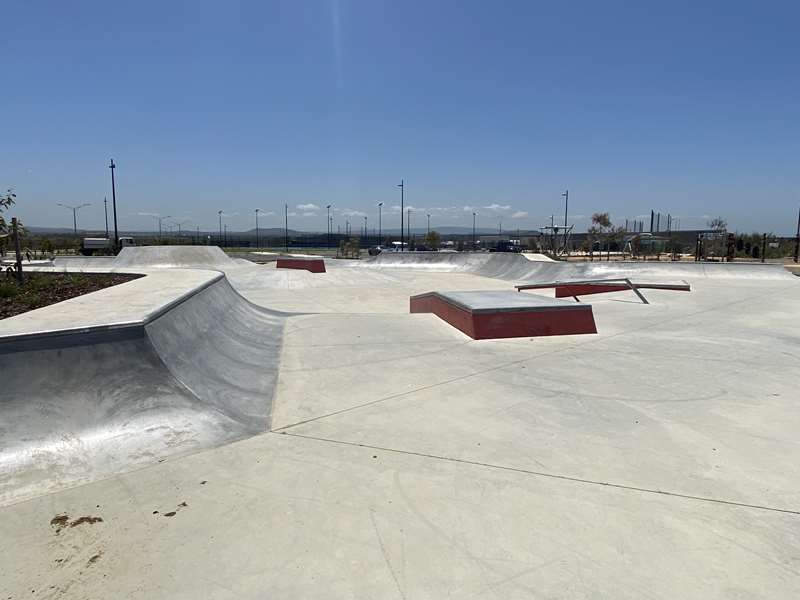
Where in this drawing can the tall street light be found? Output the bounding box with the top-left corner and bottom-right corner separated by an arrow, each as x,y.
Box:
255,208 -> 261,249
363,216 -> 368,241
57,203 -> 91,237
172,219 -> 190,240
397,180 -> 404,251
284,203 -> 289,252
407,208 -> 412,250
103,197 -> 109,238
326,205 -> 332,249
218,210 -> 224,245
472,212 -> 477,251
562,189 -> 569,252
154,214 -> 172,242
109,159 -> 118,249
427,213 -> 431,236
377,202 -> 383,247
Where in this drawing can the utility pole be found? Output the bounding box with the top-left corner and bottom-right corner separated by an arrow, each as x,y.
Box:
363,216 -> 368,240
650,210 -> 654,233
255,209 -> 261,249
407,208 -> 412,250
398,180 -> 404,251
284,203 -> 289,252
562,189 -> 569,248
156,215 -> 172,242
57,203 -> 91,237
377,202 -> 383,247
104,197 -> 109,238
427,213 -> 431,236
109,159 -> 119,250
218,210 -> 223,246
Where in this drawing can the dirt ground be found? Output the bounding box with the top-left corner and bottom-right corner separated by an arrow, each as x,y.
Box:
0,272 -> 142,319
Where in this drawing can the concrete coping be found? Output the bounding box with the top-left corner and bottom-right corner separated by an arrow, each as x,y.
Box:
410,290 -> 593,314
0,269 -> 224,343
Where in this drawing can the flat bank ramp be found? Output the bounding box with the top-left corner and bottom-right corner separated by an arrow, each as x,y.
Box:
0,274 -> 283,506
364,252 -> 794,281
113,245 -> 238,269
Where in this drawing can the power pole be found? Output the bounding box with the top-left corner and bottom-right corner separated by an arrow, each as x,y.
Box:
109,159 -> 119,250
218,210 -> 223,245
255,208 -> 260,249
562,189 -> 569,248
284,203 -> 289,252
427,213 -> 431,236
104,197 -> 109,238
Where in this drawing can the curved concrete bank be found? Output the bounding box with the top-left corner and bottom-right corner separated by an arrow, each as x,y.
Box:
0,270 -> 284,506
362,251 -> 794,281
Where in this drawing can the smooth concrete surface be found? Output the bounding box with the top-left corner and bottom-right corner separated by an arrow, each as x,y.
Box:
2,247 -> 799,598
0,272 -> 284,506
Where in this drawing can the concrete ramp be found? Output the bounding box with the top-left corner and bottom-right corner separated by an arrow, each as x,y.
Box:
0,274 -> 283,506
113,245 -> 238,269
365,252 -> 795,281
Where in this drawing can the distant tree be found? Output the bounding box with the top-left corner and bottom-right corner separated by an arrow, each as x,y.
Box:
424,230 -> 441,250
707,217 -> 727,231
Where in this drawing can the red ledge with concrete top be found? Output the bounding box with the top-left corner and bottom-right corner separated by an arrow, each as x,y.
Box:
410,290 -> 597,340
276,257 -> 326,273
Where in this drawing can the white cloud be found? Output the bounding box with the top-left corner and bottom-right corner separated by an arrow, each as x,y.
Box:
297,203 -> 320,211
341,208 -> 366,217
483,204 -> 511,211
511,211 -> 528,219
301,212 -> 317,217
462,206 -> 475,212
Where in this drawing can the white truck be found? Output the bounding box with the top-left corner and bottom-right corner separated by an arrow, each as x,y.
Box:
81,237 -> 135,255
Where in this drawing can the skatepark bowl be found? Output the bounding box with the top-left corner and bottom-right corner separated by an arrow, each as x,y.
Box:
2,247 -> 799,599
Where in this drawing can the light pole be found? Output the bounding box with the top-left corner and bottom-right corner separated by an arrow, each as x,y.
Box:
363,216 -> 368,241
155,214 -> 172,242
172,219 -> 190,241
472,212 -> 476,251
326,205 -> 332,249
397,180 -> 404,251
284,203 -> 289,252
103,197 -> 109,238
562,189 -> 569,250
427,213 -> 431,236
255,208 -> 261,249
377,202 -> 383,247
407,208 -> 412,250
794,206 -> 800,263
218,210 -> 223,246
109,159 -> 118,249
57,203 -> 91,237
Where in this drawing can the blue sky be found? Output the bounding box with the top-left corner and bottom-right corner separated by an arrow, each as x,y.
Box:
2,0 -> 798,233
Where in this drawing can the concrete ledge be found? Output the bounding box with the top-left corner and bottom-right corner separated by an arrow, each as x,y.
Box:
276,256 -> 326,273
410,290 -> 597,339
0,269 -> 224,345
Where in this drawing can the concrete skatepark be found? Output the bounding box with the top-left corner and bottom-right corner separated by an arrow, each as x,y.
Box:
2,246 -> 799,598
